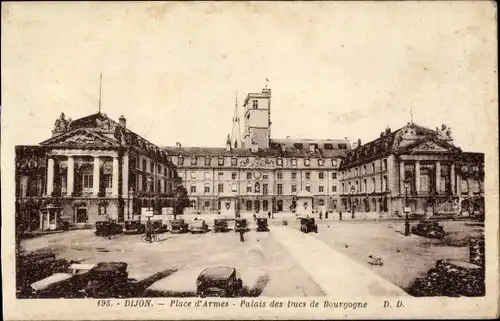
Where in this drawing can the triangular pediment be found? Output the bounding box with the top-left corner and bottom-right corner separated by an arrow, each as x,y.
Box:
40,128 -> 118,147
409,140 -> 456,153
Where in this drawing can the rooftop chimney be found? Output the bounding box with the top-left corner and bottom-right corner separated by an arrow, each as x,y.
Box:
119,115 -> 127,128
357,138 -> 362,147
175,142 -> 182,148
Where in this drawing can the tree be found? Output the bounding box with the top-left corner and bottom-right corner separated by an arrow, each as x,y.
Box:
173,185 -> 189,220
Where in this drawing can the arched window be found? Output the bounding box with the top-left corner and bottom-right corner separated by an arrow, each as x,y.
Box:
254,182 -> 260,193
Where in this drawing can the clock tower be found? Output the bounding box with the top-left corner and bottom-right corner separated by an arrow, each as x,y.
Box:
242,86 -> 272,150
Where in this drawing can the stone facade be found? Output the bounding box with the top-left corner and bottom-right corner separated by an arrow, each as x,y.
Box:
15,113 -> 178,231
339,123 -> 484,217
163,87 -> 351,215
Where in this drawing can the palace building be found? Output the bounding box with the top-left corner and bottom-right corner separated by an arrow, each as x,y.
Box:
15,112 -> 179,231
163,87 -> 351,214
338,123 -> 485,217
15,85 -> 485,232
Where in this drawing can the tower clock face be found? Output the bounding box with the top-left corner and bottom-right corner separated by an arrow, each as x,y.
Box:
254,171 -> 261,179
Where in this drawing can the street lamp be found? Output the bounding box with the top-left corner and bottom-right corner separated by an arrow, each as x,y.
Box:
350,186 -> 355,219
404,179 -> 411,236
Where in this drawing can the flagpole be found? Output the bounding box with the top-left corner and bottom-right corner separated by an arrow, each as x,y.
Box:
98,72 -> 102,114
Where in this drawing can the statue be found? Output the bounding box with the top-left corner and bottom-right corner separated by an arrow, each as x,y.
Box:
53,113 -> 70,133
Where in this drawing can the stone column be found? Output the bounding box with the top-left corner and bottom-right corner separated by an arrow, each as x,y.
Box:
67,156 -> 74,196
415,161 -> 420,193
112,156 -> 119,196
122,154 -> 129,196
399,160 -> 405,194
93,157 -> 100,196
435,161 -> 441,194
46,158 -> 55,196
450,164 -> 456,194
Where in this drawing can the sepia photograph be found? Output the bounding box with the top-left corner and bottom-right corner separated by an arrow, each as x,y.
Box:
1,1 -> 498,320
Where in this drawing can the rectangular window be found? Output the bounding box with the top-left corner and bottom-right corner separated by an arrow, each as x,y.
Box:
204,184 -> 210,194
383,175 -> 388,191
231,158 -> 237,166
218,157 -> 224,166
263,173 -> 268,180
331,172 -> 337,179
305,184 -> 311,192
191,157 -> 197,165
305,172 -> 311,180
232,172 -> 237,180
319,172 -> 324,179
277,172 -> 283,180
318,159 -> 324,166
277,184 -> 283,195
218,172 -> 224,178
383,159 -> 388,171
263,183 -> 268,195
331,159 -> 338,167
291,159 -> 297,167
324,144 -> 333,150
205,157 -> 211,166
246,183 -> 252,193
190,185 -> 196,193
218,183 -> 224,193
319,185 -> 324,193
252,100 -> 258,109
291,184 -> 297,193
294,143 -> 303,149
304,159 -> 311,166
150,161 -> 154,173
338,144 -> 347,149
190,172 -> 196,179
247,172 -> 252,180
104,175 -> 112,189
177,156 -> 184,165
332,185 -> 337,193
83,174 -> 93,189
363,179 -> 367,193
372,163 -> 376,173
291,172 -> 297,180
372,178 -> 376,192
142,159 -> 147,172
231,183 -> 237,192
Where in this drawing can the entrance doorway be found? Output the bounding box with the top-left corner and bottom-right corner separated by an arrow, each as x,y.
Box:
74,204 -> 88,223
254,200 -> 260,213
277,200 -> 283,212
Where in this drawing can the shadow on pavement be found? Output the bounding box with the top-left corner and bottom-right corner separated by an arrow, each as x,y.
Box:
133,268 -> 178,295
241,274 -> 270,297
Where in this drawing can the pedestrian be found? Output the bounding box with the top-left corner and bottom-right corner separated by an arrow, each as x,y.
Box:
339,211 -> 343,221
268,211 -> 271,219
319,212 -> 323,220
253,213 -> 257,221
325,211 -> 329,219
145,219 -> 153,243
239,229 -> 245,242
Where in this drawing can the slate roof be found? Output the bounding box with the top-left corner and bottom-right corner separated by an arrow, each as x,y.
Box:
340,123 -> 457,168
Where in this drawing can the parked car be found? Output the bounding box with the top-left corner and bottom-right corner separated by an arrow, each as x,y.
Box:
411,220 -> 445,239
95,220 -> 123,237
196,267 -> 243,297
213,218 -> 229,233
170,219 -> 189,234
256,218 -> 269,232
299,217 -> 318,233
234,218 -> 248,232
30,263 -> 96,298
190,220 -> 209,233
124,220 -> 145,234
79,262 -> 132,298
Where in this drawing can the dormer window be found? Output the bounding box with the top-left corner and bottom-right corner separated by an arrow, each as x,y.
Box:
318,159 -> 324,166
231,157 -> 237,166
177,156 -> 184,166
331,159 -> 337,167
308,144 -> 317,152
204,157 -> 211,166
304,159 -> 311,166
277,158 -> 283,167
291,159 -> 297,167
191,157 -> 197,166
324,143 -> 333,150
218,157 -> 224,166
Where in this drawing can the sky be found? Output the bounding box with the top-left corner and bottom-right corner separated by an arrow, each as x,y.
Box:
2,1 -> 497,153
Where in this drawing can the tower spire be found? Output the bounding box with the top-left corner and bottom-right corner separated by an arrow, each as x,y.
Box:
230,91 -> 242,149
98,72 -> 103,114
410,102 -> 414,124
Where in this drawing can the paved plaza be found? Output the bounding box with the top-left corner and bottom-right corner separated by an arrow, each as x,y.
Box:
20,219 -> 483,297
